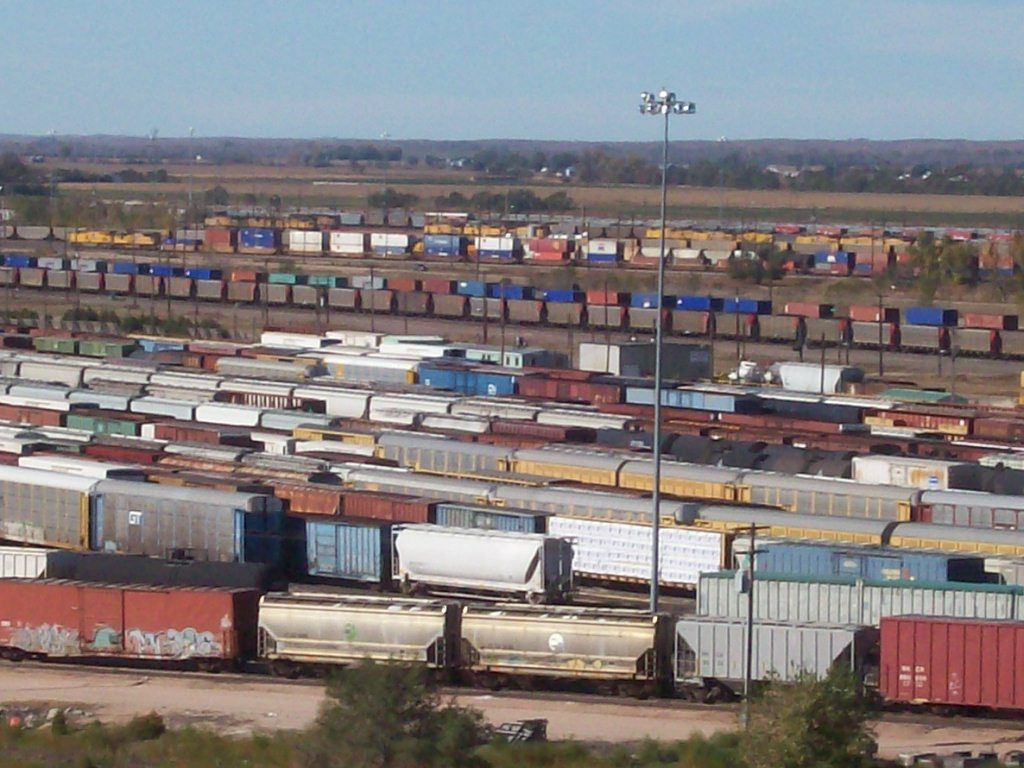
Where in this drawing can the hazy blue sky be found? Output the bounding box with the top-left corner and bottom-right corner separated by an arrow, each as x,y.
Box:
3,0 -> 1022,142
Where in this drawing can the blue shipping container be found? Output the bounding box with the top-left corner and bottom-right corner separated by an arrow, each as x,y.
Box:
585,252 -> 619,263
905,306 -> 959,326
722,297 -> 772,315
456,280 -> 487,298
544,289 -> 582,303
112,261 -> 141,275
239,227 -> 277,249
488,284 -> 531,300
423,235 -> 464,256
185,267 -> 222,280
434,502 -> 546,534
149,264 -> 182,278
137,339 -> 186,353
305,519 -> 391,583
630,292 -> 663,309
814,250 -> 851,265
675,295 -> 722,312
3,254 -> 36,268
744,541 -> 985,583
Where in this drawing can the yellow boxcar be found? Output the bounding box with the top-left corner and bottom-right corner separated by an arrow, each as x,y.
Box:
292,426 -> 377,446
505,448 -> 624,487
888,524 -> 1024,557
617,460 -> 743,501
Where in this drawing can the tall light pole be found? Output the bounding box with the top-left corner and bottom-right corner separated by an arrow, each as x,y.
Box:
639,88 -> 696,613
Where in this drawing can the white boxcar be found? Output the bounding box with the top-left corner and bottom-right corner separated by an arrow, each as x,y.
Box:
0,545 -> 50,578
258,593 -> 456,668
18,455 -> 146,481
195,402 -> 263,427
291,386 -> 370,419
130,396 -> 196,421
674,617 -> 876,695
548,516 -> 725,589
392,524 -> 574,603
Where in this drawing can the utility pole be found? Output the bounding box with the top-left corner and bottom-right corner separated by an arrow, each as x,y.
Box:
742,523 -> 758,730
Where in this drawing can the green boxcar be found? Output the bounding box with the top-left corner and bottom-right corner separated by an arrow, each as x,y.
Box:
65,413 -> 142,437
78,340 -> 137,358
32,337 -> 79,355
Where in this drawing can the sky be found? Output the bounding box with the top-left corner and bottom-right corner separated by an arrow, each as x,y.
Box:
3,0 -> 1023,143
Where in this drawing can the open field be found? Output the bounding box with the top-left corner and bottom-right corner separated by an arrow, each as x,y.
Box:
43,159 -> 1024,226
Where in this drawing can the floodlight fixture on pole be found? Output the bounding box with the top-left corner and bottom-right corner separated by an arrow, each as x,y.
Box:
638,87 -> 696,614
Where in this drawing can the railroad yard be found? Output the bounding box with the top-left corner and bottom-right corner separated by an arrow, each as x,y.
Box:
5,213 -> 1024,763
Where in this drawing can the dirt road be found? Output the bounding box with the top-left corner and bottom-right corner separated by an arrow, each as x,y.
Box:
2,665 -> 1023,759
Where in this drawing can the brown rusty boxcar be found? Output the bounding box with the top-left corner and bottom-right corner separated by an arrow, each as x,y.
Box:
0,579 -> 260,666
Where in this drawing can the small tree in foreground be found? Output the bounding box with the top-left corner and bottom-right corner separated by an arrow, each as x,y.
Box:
740,666 -> 876,768
305,661 -> 486,768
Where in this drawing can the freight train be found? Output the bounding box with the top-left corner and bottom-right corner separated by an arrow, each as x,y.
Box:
5,577 -> 1024,714
2,251 -> 1024,358
0,577 -> 870,700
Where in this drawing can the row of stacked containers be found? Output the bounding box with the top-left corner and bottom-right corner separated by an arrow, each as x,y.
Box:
0,254 -> 1016,336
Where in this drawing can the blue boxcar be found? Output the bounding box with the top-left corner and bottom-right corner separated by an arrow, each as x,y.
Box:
905,306 -> 959,326
433,502 -> 547,534
305,519 -> 391,583
744,540 -> 986,583
419,363 -> 518,397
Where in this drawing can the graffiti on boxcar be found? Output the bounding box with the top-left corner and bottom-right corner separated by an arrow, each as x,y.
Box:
12,624 -> 81,656
124,626 -> 222,659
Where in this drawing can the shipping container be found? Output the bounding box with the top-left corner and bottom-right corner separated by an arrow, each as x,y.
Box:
905,307 -> 959,326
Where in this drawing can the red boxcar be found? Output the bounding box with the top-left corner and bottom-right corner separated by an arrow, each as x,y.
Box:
880,616 -> 1024,711
0,580 -> 260,665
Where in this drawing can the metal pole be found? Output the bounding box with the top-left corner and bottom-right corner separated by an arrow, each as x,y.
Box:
743,524 -> 756,724
877,292 -> 884,376
650,107 -> 669,613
